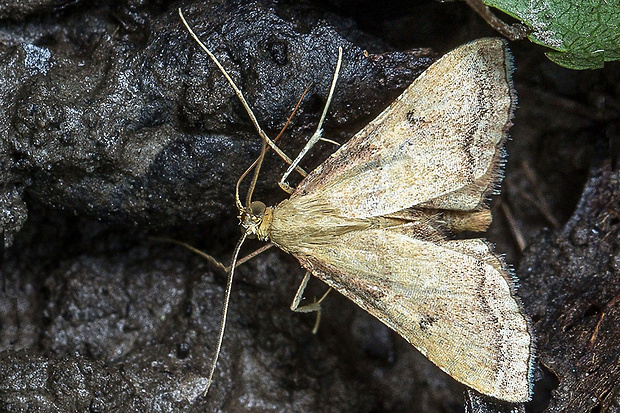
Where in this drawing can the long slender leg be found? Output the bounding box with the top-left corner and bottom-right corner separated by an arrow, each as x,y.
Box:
149,237 -> 227,273
150,237 -> 274,273
180,8 -> 343,197
278,47 -> 343,194
179,9 -> 306,177
290,271 -> 332,334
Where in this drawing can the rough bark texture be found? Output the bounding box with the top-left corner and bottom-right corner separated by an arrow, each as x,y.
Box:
1,0 -> 618,412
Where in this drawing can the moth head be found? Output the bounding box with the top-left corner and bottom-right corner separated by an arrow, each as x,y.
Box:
239,201 -> 273,241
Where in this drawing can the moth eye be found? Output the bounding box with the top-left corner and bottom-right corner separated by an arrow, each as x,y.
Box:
250,201 -> 266,217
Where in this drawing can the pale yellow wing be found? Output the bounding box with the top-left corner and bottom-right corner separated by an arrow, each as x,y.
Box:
289,226 -> 533,402
292,38 -> 514,219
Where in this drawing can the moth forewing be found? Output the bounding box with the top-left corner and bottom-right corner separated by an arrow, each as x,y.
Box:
265,38 -> 534,402
290,39 -> 513,219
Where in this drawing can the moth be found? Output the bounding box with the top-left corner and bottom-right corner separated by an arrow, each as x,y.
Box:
179,10 -> 534,403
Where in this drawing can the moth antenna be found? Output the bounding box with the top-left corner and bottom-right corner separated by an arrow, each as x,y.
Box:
244,139 -> 268,208
204,231 -> 248,396
244,84 -> 312,206
235,161 -> 258,211
279,46 -> 342,192
178,8 -> 307,189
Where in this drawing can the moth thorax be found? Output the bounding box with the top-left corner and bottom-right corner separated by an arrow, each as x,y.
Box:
239,201 -> 273,241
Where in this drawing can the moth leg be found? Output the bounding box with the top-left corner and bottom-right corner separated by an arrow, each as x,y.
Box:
290,271 -> 333,334
149,237 -> 227,273
278,46 -> 343,194
229,243 -> 274,270
320,137 -> 341,147
179,9 -> 305,177
150,237 -> 274,273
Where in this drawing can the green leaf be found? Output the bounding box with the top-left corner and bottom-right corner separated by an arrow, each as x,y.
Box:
485,0 -> 620,69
